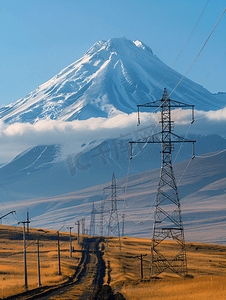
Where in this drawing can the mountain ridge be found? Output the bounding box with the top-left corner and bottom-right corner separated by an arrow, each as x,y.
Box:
0,37 -> 226,245
0,37 -> 224,124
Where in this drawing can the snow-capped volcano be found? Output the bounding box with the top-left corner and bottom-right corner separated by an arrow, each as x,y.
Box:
1,37 -> 226,245
0,37 -> 224,124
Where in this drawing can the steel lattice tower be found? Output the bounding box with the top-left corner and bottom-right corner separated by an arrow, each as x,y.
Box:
121,214 -> 125,237
104,173 -> 124,249
90,202 -> 96,236
130,88 -> 195,277
100,200 -> 104,236
89,199 -> 109,237
81,218 -> 85,235
98,200 -> 110,236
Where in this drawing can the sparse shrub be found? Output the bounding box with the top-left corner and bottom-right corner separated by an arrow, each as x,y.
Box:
184,273 -> 194,279
88,284 -> 125,300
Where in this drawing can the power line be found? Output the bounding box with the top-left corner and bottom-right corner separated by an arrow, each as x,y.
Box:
131,8 -> 226,186
195,148 -> 226,159
180,51 -> 226,109
130,88 -> 195,277
0,181 -> 26,211
123,104 -> 193,218
140,0 -> 210,102
177,158 -> 193,186
169,8 -> 226,98
173,122 -> 192,165
124,144 -> 156,212
131,122 -> 159,159
198,51 -> 226,86
122,121 -> 160,214
0,195 -> 19,224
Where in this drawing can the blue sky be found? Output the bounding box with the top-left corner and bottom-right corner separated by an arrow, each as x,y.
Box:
0,0 -> 225,106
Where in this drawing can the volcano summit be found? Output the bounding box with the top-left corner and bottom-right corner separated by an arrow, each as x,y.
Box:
0,37 -> 223,124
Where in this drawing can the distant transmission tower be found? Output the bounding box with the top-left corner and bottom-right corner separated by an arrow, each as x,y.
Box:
100,200 -> 104,236
104,173 -> 124,249
98,199 -> 109,236
89,200 -> 109,237
81,218 -> 85,235
90,203 -> 96,236
130,88 -> 195,277
121,214 -> 125,237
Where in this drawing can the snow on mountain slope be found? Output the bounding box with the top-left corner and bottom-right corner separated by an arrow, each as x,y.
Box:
0,37 -> 223,124
212,92 -> 226,105
0,37 -> 226,245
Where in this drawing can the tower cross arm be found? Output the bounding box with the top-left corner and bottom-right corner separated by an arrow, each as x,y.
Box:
130,132 -> 195,144
104,197 -> 124,202
170,132 -> 196,144
0,210 -> 16,220
137,96 -> 195,125
94,209 -> 110,214
103,186 -> 125,192
138,100 -> 194,109
130,132 -> 162,144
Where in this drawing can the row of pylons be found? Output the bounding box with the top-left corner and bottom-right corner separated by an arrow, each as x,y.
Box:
90,172 -> 124,250
89,88 -> 195,278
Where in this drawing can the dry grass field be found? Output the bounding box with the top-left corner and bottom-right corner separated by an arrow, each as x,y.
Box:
0,225 -> 82,299
104,237 -> 226,300
1,225 -> 226,299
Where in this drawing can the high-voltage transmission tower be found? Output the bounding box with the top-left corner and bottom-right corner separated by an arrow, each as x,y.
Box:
81,218 -> 85,235
121,214 -> 125,237
90,203 -> 96,236
89,200 -> 109,236
130,88 -> 195,277
98,199 -> 109,236
100,200 -> 104,236
103,173 -> 124,249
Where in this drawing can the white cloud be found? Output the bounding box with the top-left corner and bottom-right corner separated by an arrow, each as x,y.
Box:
0,107 -> 226,163
0,113 -> 154,162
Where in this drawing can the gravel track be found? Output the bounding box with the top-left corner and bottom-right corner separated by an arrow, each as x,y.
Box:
5,237 -> 106,300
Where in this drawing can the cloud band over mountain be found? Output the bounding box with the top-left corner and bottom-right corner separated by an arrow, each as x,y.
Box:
0,108 -> 225,162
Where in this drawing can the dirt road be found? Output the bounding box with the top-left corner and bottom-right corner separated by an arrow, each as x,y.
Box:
41,237 -> 105,300
6,237 -> 105,300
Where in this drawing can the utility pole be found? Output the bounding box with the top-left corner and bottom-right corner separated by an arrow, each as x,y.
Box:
122,214 -> 125,237
134,254 -> 147,279
37,237 -> 42,287
57,231 -> 61,275
103,173 -> 124,250
75,221 -> 80,245
67,226 -> 74,257
130,88 -> 195,277
18,220 -> 30,290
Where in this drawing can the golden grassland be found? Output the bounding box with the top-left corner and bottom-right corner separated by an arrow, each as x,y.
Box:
0,225 -> 82,299
1,225 -> 226,299
103,237 -> 226,300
